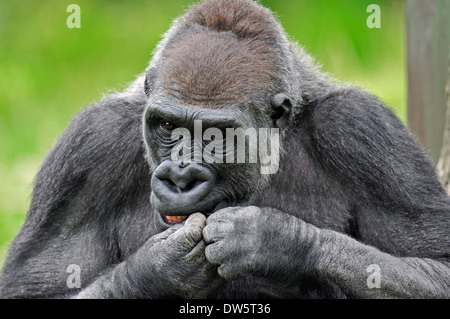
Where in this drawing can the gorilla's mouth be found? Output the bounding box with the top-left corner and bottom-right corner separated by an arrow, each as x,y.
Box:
163,215 -> 189,224
155,199 -> 228,229
151,160 -> 232,229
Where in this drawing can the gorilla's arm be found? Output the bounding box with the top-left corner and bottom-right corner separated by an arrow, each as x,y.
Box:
204,206 -> 450,298
311,88 -> 450,297
204,88 -> 450,298
316,228 -> 450,298
0,90 -> 221,298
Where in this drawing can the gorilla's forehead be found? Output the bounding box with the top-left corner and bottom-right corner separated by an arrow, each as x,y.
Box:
159,30 -> 277,109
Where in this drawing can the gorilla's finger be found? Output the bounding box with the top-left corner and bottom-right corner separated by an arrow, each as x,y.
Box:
185,212 -> 207,228
206,207 -> 235,223
205,242 -> 227,265
171,213 -> 206,251
203,220 -> 233,244
217,263 -> 242,281
146,223 -> 183,247
185,239 -> 207,266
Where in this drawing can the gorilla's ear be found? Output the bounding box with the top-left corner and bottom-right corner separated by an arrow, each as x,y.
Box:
271,93 -> 292,129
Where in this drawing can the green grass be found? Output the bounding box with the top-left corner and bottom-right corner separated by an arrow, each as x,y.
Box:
0,0 -> 405,268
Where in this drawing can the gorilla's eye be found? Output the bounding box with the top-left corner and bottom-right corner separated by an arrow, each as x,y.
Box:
161,121 -> 176,131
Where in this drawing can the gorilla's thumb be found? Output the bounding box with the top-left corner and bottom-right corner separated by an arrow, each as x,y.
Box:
171,213 -> 206,250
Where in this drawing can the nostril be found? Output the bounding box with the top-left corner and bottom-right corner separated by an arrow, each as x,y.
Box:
179,161 -> 189,169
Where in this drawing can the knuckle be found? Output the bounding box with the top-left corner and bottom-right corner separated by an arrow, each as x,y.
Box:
205,243 -> 221,264
205,212 -> 220,224
203,220 -> 233,244
217,264 -> 227,279
209,206 -> 239,221
240,206 -> 260,219
217,264 -> 238,281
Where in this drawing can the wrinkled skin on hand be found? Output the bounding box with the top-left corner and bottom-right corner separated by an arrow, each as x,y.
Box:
138,213 -> 224,298
203,206 -> 321,283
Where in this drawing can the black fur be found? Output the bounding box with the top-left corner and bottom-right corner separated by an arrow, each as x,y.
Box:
0,0 -> 449,298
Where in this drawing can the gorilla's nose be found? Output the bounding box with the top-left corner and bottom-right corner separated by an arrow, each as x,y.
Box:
150,160 -> 216,215
156,160 -> 214,193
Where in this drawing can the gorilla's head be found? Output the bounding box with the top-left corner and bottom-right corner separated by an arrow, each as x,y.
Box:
142,0 -> 299,230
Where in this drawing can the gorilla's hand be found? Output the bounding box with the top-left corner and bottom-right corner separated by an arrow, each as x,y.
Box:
77,213 -> 224,298
203,206 -> 321,282
132,213 -> 224,298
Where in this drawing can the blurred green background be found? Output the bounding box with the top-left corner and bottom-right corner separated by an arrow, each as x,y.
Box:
0,0 -> 405,268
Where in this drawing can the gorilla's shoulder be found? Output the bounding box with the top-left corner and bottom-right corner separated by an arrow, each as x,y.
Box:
71,89 -> 147,135
33,89 -> 149,211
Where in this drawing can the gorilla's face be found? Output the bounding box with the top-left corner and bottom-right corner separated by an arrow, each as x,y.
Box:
143,95 -> 274,231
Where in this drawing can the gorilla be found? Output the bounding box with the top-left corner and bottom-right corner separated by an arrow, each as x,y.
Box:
1,0 -> 449,299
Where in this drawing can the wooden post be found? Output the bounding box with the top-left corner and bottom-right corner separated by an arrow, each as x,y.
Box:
406,0 -> 450,164
436,61 -> 450,193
